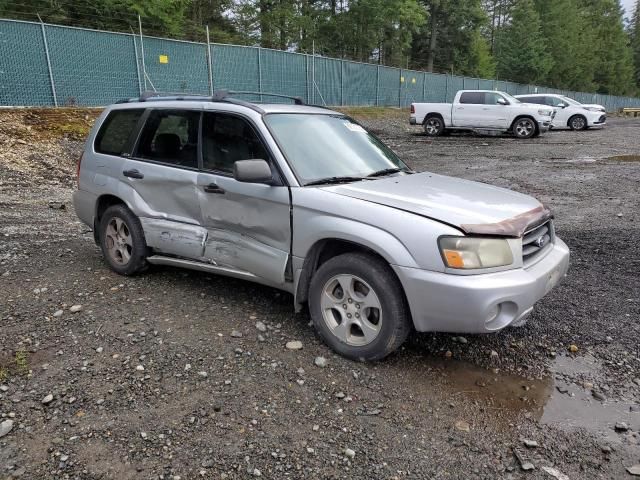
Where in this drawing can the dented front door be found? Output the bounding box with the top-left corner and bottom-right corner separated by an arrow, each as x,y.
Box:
196,172 -> 291,286
196,111 -> 291,286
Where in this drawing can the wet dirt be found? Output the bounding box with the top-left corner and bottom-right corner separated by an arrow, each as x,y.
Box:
1,109 -> 639,479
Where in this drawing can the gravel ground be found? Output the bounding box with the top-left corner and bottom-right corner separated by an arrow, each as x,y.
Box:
0,109 -> 639,479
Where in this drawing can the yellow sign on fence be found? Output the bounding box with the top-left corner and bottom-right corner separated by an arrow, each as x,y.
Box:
159,55 -> 169,64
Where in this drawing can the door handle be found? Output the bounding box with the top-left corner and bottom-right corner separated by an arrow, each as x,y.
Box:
204,183 -> 225,194
123,169 -> 144,179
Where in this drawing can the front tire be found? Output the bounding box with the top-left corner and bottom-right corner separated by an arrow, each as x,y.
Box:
99,204 -> 148,275
512,117 -> 536,139
308,252 -> 412,361
568,115 -> 587,131
423,115 -> 444,136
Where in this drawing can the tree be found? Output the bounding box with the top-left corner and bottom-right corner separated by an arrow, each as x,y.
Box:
580,0 -> 635,95
494,0 -> 551,83
631,0 -> 640,88
412,0 -> 491,74
534,0 -> 594,91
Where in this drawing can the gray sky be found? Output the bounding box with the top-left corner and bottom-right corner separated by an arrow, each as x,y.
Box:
621,0 -> 637,17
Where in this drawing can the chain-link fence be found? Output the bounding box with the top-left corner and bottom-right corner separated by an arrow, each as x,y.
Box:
2,18 -> 640,111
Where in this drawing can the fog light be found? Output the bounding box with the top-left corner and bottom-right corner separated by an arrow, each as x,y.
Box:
485,304 -> 500,325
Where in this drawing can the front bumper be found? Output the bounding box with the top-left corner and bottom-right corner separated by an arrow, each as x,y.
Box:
538,120 -> 551,133
393,238 -> 570,333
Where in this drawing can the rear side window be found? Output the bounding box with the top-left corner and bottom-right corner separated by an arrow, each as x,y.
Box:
459,92 -> 485,104
95,109 -> 143,155
521,97 -> 545,105
135,109 -> 200,169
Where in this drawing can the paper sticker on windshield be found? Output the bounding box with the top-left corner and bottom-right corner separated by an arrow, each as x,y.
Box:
344,122 -> 367,133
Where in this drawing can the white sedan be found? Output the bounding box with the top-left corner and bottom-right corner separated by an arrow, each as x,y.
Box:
515,94 -> 606,130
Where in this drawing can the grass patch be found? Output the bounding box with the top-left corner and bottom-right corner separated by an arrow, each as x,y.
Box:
0,365 -> 8,382
14,349 -> 29,375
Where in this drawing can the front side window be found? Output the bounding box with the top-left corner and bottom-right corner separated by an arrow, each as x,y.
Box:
264,114 -> 408,185
202,113 -> 270,173
95,109 -> 143,155
135,109 -> 200,168
484,92 -> 505,105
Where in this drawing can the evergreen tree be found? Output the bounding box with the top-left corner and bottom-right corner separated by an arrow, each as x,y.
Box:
631,0 -> 640,88
411,0 -> 492,75
534,0 -> 594,91
580,0 -> 635,95
495,0 -> 551,83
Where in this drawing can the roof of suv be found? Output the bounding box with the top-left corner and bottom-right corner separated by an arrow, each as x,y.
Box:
112,93 -> 340,116
116,101 -> 338,115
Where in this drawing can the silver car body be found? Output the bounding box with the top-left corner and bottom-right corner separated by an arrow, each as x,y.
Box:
74,100 -> 570,334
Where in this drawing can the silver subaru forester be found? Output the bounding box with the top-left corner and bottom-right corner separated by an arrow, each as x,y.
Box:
73,92 -> 570,361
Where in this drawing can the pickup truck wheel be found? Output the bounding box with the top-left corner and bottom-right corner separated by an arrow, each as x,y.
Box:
423,116 -> 444,136
99,204 -> 148,275
309,252 -> 412,361
513,118 -> 536,139
568,115 -> 587,130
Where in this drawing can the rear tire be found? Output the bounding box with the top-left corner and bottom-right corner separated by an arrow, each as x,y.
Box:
308,252 -> 412,361
99,204 -> 148,275
568,115 -> 587,131
423,115 -> 444,136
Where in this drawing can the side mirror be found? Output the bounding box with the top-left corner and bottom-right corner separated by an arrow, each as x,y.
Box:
497,98 -> 508,105
557,102 -> 567,108
233,159 -> 273,184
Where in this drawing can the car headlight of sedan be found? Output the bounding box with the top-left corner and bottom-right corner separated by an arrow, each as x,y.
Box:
439,236 -> 513,269
538,109 -> 553,117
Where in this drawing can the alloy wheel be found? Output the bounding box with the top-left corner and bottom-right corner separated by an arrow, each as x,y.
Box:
515,119 -> 534,138
104,217 -> 133,265
320,274 -> 382,346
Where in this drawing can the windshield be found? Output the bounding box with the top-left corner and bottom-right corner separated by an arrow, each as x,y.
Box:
264,114 -> 409,185
561,96 -> 581,106
501,92 -> 521,104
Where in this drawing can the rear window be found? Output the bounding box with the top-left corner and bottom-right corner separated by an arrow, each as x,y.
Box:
95,109 -> 143,155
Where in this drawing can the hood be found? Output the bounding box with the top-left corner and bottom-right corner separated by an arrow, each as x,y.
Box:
581,103 -> 605,112
324,172 -> 550,237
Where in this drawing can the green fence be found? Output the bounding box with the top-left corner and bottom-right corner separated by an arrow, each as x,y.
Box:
2,18 -> 640,111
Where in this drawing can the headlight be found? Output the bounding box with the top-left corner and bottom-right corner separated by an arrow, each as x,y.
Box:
538,109 -> 552,116
439,237 -> 513,269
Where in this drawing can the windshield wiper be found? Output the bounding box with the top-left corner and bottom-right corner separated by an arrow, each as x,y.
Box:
305,176 -> 365,186
367,167 -> 411,178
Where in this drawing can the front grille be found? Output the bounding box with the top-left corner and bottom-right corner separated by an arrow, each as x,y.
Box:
522,220 -> 554,265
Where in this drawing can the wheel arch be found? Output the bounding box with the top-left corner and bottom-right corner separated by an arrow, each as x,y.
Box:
567,113 -> 586,129
510,115 -> 539,136
93,194 -> 129,244
294,238 -> 409,310
423,112 -> 445,124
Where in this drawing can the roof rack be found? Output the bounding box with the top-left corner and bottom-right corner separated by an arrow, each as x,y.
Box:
115,90 -> 306,113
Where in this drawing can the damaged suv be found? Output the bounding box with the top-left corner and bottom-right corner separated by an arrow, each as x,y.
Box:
74,92 -> 570,360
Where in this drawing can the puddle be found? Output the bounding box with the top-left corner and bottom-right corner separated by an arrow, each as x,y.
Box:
542,354 -> 640,443
401,355 -> 640,441
606,154 -> 640,162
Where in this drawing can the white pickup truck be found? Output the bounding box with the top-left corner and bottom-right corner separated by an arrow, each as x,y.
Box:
410,90 -> 555,139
